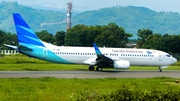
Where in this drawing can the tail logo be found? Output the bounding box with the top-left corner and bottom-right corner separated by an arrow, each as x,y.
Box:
13,13 -> 44,47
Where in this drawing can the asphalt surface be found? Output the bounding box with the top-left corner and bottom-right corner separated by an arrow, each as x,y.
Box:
0,70 -> 180,78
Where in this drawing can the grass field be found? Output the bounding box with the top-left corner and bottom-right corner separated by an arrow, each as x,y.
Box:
0,77 -> 179,101
0,54 -> 180,71
0,54 -> 180,100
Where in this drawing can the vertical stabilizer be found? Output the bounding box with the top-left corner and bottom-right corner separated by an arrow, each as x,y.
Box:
13,13 -> 45,47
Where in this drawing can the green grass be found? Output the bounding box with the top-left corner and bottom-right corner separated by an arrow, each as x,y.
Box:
0,54 -> 179,71
0,55 -> 180,100
0,54 -> 87,71
0,77 -> 179,101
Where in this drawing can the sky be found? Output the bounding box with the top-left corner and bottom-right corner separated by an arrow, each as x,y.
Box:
0,0 -> 180,13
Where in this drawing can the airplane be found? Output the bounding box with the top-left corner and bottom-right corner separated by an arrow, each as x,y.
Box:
4,13 -> 177,72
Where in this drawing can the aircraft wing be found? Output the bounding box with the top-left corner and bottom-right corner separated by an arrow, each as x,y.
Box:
93,43 -> 114,66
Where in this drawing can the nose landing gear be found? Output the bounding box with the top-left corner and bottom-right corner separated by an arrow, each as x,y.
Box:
159,66 -> 162,72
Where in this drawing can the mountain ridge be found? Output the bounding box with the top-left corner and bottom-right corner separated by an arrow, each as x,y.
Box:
73,6 -> 180,38
0,1 -> 180,39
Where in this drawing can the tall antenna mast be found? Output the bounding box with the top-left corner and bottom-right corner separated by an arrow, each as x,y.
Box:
66,2 -> 72,30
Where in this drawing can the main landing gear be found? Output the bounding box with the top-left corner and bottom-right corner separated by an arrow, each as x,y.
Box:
96,67 -> 102,71
89,65 -> 94,71
159,66 -> 162,72
89,65 -> 102,71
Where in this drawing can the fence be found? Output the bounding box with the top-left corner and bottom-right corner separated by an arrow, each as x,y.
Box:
0,50 -> 19,55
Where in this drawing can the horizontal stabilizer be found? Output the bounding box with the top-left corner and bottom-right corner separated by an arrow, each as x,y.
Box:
4,44 -> 18,50
4,44 -> 33,51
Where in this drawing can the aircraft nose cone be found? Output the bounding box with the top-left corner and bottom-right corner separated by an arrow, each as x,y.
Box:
172,57 -> 177,64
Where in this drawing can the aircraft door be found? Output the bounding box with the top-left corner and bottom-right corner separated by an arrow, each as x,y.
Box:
159,53 -> 162,61
43,49 -> 48,58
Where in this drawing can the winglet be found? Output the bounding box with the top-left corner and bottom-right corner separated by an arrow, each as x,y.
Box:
13,13 -> 45,47
93,43 -> 102,55
93,43 -> 113,61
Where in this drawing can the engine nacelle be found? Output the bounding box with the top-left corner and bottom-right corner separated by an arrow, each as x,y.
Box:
113,60 -> 130,69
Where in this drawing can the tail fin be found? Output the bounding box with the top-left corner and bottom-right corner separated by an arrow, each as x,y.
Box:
13,13 -> 45,47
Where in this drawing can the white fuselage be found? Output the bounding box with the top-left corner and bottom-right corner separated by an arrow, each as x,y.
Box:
37,42 -> 177,67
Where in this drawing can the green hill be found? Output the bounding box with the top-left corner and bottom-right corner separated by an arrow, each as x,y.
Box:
0,1 -> 66,34
1,2 -> 180,39
73,6 -> 180,38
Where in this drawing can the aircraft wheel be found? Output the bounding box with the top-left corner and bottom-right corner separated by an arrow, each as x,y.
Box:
96,67 -> 102,71
159,66 -> 162,72
89,65 -> 94,71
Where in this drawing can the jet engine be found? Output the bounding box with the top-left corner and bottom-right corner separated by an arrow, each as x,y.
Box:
113,60 -> 130,69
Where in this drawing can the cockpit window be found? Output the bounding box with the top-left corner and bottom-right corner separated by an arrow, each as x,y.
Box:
166,54 -> 171,57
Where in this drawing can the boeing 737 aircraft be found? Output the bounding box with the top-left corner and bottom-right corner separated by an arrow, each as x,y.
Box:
5,13 -> 177,72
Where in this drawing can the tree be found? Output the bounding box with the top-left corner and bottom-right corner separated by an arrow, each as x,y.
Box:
85,25 -> 102,46
5,33 -> 18,45
36,30 -> 55,44
0,30 -> 6,47
169,35 -> 180,53
65,24 -> 101,46
0,30 -> 17,50
94,23 -> 132,47
142,33 -> 162,50
54,31 -> 65,46
65,23 -> 132,47
137,28 -> 153,48
65,24 -> 86,46
142,33 -> 180,53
